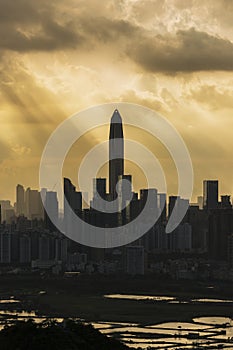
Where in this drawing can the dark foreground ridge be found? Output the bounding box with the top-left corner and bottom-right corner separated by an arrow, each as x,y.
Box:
0,319 -> 129,350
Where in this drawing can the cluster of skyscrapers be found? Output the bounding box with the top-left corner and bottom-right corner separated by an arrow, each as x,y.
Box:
0,110 -> 232,275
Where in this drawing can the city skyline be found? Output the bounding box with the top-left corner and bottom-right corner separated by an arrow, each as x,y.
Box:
1,104 -> 232,206
2,109 -> 231,235
1,105 -> 231,212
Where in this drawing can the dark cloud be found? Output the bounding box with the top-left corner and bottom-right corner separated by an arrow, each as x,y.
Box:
0,0 -> 81,52
0,23 -> 79,52
0,0 -> 138,53
78,18 -> 233,73
78,16 -> 140,43
0,0 -> 40,23
0,0 -> 233,73
128,28 -> 233,73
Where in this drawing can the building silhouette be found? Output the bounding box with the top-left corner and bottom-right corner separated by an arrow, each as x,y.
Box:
16,184 -> 25,216
25,187 -> 44,220
208,208 -> 233,260
93,178 -> 107,200
0,200 -> 14,223
203,180 -> 218,210
0,232 -> 11,263
64,178 -> 82,215
44,191 -> 59,231
109,109 -> 124,200
220,195 -> 232,209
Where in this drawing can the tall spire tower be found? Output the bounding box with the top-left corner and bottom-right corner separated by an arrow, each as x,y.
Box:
109,109 -> 124,199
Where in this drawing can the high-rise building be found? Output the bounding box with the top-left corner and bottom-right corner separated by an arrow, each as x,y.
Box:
187,205 -> 208,252
16,184 -> 25,216
44,191 -> 58,231
25,188 -> 44,220
109,109 -> 124,199
168,196 -> 189,225
168,196 -> 177,217
227,234 -> 233,267
117,175 -> 132,224
158,193 -> 166,222
118,175 -> 132,206
140,189 -> 158,210
203,180 -> 218,210
64,178 -> 82,232
0,200 -> 14,222
220,195 -> 232,209
5,209 -> 16,224
64,178 -> 82,214
91,178 -> 107,218
11,232 -> 20,263
0,232 -> 11,263
93,178 -> 106,199
208,208 -> 233,260
19,235 -> 31,264
169,223 -> 192,252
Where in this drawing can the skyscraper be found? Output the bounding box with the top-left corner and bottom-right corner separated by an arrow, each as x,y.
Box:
91,178 -> 107,213
93,178 -> 106,199
64,178 -> 82,232
16,184 -> 25,216
203,180 -> 218,210
0,232 -> 11,263
25,188 -> 43,220
44,191 -> 59,231
64,178 -> 82,215
109,109 -> 124,199
208,208 -> 233,260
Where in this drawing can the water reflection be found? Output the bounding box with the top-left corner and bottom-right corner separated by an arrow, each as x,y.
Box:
193,316 -> 233,325
0,299 -> 20,304
93,317 -> 233,349
0,296 -> 233,349
193,298 -> 233,303
149,322 -> 208,330
104,294 -> 175,301
0,310 -> 37,317
0,307 -> 64,326
104,294 -> 233,306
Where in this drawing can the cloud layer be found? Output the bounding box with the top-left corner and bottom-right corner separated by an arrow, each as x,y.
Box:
130,28 -> 233,73
0,0 -> 233,72
0,0 -> 80,52
0,0 -> 232,201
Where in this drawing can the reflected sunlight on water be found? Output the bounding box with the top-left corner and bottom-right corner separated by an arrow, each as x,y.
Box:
104,294 -> 176,301
0,296 -> 233,349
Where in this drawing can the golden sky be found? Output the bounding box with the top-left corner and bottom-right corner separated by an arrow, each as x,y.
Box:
0,0 -> 233,203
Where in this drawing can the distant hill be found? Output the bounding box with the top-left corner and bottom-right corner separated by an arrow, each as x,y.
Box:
0,319 -> 130,350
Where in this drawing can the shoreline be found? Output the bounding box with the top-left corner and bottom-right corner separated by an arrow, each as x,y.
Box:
0,274 -> 232,325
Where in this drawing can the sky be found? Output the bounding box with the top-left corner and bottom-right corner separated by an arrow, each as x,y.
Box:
0,0 -> 233,203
